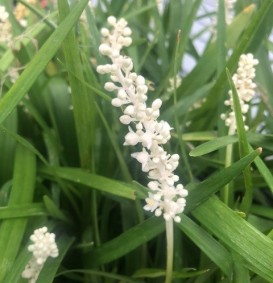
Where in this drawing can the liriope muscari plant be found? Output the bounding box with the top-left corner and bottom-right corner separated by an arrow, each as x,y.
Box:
220,53 -> 258,207
22,227 -> 58,283
96,16 -> 188,282
221,53 -> 259,134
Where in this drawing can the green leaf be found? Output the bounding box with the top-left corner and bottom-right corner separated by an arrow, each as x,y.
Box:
133,267 -> 208,279
57,269 -> 137,282
58,0 -> 95,169
177,215 -> 232,276
189,135 -> 238,157
43,195 -> 71,224
189,133 -> 273,156
88,217 -> 164,267
248,144 -> 273,193
0,203 -> 46,219
39,166 -> 136,200
186,148 -> 260,211
0,0 -> 89,125
0,144 -> 36,281
192,196 -> 273,282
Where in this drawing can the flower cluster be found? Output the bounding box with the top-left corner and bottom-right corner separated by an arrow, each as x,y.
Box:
22,227 -> 58,283
97,16 -> 188,223
0,5 -> 12,45
221,53 -> 258,132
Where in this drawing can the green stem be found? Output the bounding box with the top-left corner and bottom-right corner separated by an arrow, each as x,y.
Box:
222,126 -> 235,206
165,219 -> 174,283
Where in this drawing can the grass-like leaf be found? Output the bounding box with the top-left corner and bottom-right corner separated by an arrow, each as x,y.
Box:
0,144 -> 36,281
186,148 -> 260,211
39,166 -> 136,200
0,0 -> 89,125
193,196 -> 273,282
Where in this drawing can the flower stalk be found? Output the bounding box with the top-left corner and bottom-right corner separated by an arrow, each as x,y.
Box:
165,219 -> 174,283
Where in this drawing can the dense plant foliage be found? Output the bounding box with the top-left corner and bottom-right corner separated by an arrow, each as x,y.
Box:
0,0 -> 273,282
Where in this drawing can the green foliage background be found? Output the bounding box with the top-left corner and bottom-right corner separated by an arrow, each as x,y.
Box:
0,0 -> 273,282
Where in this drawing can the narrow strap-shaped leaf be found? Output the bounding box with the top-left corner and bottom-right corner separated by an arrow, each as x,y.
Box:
248,144 -> 273,193
0,203 -> 46,219
58,0 -> 95,169
39,166 -> 136,200
0,144 -> 36,281
88,217 -> 164,267
177,215 -> 232,277
186,148 -> 260,211
192,196 -> 273,282
0,0 -> 89,125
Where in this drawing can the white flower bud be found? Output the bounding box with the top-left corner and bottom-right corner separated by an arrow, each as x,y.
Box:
96,65 -> 106,74
124,105 -> 135,115
152,99 -> 162,110
124,131 -> 139,146
111,98 -> 123,107
104,82 -> 117,91
120,115 -> 132,124
117,89 -> 127,99
123,37 -> 132,46
123,27 -> 132,36
101,28 -> 109,36
136,75 -> 145,85
107,16 -> 116,25
99,44 -> 111,56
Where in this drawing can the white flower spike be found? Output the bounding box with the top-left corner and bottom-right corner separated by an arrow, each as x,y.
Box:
0,5 -> 12,45
22,227 -> 58,283
221,53 -> 258,132
97,16 -> 188,223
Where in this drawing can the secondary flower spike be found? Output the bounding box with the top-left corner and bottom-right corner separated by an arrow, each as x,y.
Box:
0,5 -> 12,45
97,16 -> 188,222
22,227 -> 59,283
221,53 -> 259,132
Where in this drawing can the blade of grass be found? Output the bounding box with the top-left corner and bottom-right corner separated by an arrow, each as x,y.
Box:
88,217 -> 164,267
0,144 -> 36,281
0,0 -> 89,125
95,102 -> 132,181
39,166 -> 136,200
248,144 -> 273,193
186,148 -> 260,212
189,133 -> 273,156
216,0 -> 226,77
173,30 -> 193,181
177,215 -> 232,277
58,0 -> 94,169
0,203 -> 46,219
192,196 -> 273,282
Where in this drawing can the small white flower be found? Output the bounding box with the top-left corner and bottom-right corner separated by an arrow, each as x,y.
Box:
22,227 -> 58,283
